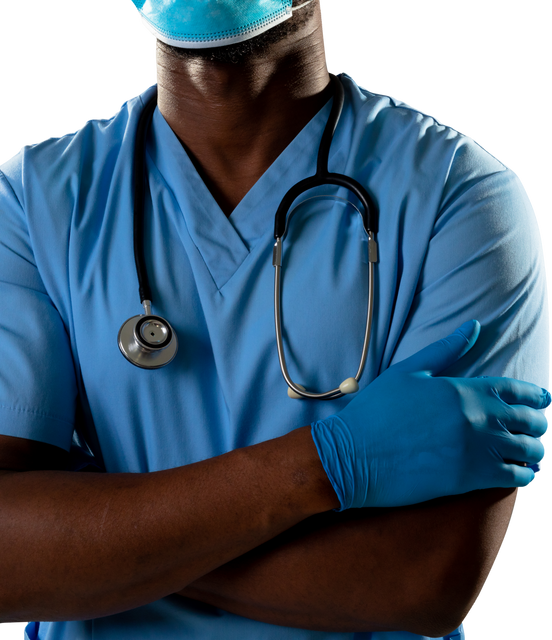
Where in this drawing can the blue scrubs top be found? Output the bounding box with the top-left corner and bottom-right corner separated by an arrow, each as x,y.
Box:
0,74 -> 547,640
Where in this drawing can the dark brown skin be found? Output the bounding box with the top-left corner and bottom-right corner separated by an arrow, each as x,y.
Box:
177,488 -> 516,635
156,4 -> 331,216
0,2 -> 519,636
0,429 -> 339,623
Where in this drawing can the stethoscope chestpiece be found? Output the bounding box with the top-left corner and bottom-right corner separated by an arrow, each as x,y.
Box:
118,310 -> 178,369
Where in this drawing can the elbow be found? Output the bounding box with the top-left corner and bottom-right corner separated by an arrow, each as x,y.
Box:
417,616 -> 465,639
431,582 -> 479,637
399,572 -> 477,638
422,611 -> 467,639
357,587 -> 476,636
402,608 -> 471,638
401,613 -> 463,638
0,600 -> 29,624
444,582 -> 487,635
0,599 -> 23,625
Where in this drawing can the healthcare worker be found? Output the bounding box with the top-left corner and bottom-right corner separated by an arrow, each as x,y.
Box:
0,1 -> 548,639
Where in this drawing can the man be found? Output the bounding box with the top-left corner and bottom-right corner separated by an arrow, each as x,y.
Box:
0,1 -> 548,639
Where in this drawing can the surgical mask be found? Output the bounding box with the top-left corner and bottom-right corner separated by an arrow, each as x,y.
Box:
131,0 -> 315,49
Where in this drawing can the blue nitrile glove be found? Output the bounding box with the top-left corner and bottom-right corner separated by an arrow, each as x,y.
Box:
311,320 -> 550,511
477,376 -> 552,489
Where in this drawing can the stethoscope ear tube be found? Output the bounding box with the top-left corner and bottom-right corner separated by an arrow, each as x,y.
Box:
274,75 -> 377,241
272,74 -> 379,400
273,237 -> 375,401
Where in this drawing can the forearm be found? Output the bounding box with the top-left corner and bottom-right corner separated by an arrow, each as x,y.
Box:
178,508 -> 397,634
176,487 -> 517,636
180,508 -> 439,635
0,426 -> 338,622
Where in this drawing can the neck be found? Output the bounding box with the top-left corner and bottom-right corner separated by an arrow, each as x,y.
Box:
154,12 -> 331,180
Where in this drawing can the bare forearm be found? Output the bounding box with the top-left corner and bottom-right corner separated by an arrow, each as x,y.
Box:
179,509 -> 436,635
176,487 -> 517,636
178,509 -> 398,634
0,426 -> 338,623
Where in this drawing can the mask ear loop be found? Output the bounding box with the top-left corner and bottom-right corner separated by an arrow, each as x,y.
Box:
291,0 -> 316,12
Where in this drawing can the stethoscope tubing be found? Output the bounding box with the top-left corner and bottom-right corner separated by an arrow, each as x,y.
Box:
271,74 -> 378,400
274,252 -> 375,400
133,92 -> 158,305
120,74 -> 379,400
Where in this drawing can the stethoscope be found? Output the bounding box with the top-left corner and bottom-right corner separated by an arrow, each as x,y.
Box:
118,74 -> 379,400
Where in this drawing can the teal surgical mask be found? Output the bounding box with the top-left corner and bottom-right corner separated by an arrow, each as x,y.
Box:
131,0 -> 315,49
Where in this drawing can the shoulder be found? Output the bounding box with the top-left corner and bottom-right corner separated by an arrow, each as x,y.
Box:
339,73 -> 510,196
0,86 -> 156,213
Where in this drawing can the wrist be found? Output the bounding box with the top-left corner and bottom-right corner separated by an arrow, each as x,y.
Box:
279,426 -> 341,515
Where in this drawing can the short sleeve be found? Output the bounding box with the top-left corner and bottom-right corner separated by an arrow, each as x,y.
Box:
0,169 -> 77,451
390,142 -> 549,388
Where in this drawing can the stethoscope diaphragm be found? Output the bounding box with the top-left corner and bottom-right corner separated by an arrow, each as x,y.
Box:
118,311 -> 178,369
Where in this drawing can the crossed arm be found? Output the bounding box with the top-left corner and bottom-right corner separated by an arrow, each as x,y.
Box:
175,485 -> 517,636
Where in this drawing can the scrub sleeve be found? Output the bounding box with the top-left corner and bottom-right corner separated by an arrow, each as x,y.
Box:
0,171 -> 76,452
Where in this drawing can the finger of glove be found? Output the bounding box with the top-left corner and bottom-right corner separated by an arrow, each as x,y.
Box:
527,460 -> 544,475
499,462 -> 536,488
497,432 -> 545,466
485,378 -> 551,410
504,404 -> 548,437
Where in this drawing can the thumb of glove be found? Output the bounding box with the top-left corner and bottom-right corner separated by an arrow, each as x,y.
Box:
393,319 -> 481,376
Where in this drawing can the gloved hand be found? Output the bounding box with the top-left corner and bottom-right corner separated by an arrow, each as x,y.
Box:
311,320 -> 550,511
